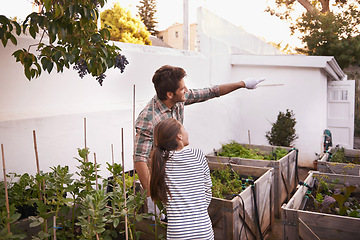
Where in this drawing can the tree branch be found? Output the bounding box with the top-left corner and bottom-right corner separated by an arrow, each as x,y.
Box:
318,0 -> 330,13
296,0 -> 319,15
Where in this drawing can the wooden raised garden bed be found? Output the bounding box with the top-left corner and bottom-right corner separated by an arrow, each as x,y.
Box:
318,146 -> 360,176
282,171 -> 360,240
206,142 -> 298,217
208,161 -> 274,240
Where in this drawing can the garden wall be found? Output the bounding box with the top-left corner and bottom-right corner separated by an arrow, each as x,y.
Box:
0,35 -> 270,180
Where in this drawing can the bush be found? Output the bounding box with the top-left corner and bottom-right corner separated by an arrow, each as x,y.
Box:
266,109 -> 298,147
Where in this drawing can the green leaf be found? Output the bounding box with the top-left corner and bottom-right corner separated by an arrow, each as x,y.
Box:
24,67 -> 31,80
9,34 -> 17,45
44,0 -> 52,12
29,221 -> 42,227
113,218 -> 119,228
1,35 -> 8,47
46,61 -> 53,73
29,26 -> 36,39
12,20 -> 21,35
41,57 -> 49,71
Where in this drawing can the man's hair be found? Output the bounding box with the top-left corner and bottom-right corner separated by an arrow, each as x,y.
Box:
152,65 -> 186,101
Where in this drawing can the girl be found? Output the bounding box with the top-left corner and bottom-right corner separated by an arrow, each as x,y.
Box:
150,118 -> 214,239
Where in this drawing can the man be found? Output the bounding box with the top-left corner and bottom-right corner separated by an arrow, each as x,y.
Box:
134,65 -> 264,201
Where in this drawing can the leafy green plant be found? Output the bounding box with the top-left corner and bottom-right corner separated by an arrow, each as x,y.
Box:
331,147 -> 360,164
218,141 -> 288,161
0,147 -> 151,239
210,165 -> 253,199
306,176 -> 360,218
266,109 -> 298,147
1,0 -> 129,85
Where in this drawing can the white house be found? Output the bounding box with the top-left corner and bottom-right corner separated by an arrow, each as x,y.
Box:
0,7 -> 354,181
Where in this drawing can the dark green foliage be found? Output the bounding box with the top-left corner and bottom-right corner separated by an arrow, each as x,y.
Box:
266,1 -> 360,69
331,146 -> 360,164
137,0 -> 158,35
306,177 -> 360,218
0,147 -> 150,239
266,109 -> 298,147
211,165 -> 253,199
218,141 -> 288,160
1,0 -> 129,85
295,9 -> 360,69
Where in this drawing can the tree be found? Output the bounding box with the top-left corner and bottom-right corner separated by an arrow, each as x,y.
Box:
101,3 -> 151,45
137,0 -> 158,35
0,0 -> 129,86
266,0 -> 360,68
266,109 -> 298,147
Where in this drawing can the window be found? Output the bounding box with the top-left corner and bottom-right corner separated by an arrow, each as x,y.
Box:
175,31 -> 179,38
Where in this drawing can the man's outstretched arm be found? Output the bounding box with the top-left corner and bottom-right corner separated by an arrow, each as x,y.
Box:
218,78 -> 265,96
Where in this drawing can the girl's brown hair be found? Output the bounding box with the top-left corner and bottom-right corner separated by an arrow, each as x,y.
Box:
150,118 -> 181,203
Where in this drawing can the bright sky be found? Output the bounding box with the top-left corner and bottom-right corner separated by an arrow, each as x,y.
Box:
1,0 -> 304,49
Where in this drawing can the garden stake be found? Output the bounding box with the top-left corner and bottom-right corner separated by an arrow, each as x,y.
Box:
132,84 -> 137,236
1,144 -> 11,234
111,144 -> 115,165
33,130 -> 43,201
53,215 -> 57,240
248,130 -> 252,149
94,153 -> 98,190
33,130 -> 48,238
121,128 -> 129,240
84,118 -> 88,162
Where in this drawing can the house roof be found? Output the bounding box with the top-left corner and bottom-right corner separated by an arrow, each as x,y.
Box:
230,54 -> 346,81
149,35 -> 172,48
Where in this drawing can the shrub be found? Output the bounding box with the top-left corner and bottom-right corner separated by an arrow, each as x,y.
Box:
266,109 -> 298,147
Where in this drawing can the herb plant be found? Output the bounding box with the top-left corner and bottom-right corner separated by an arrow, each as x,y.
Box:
0,147 -> 150,239
218,141 -> 288,161
305,176 -> 360,218
211,165 -> 254,200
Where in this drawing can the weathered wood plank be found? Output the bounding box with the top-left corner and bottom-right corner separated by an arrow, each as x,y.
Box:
298,217 -> 321,240
281,207 -> 299,240
207,144 -> 298,218
283,171 -> 360,240
209,163 -> 273,240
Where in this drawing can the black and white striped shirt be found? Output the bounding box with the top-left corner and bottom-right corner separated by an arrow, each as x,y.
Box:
165,147 -> 214,240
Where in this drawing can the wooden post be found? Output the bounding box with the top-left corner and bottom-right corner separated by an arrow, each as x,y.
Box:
121,128 -> 128,240
248,130 -> 252,149
94,153 -> 98,190
84,118 -> 88,162
132,84 -> 136,237
111,144 -> 114,166
33,130 -> 43,201
1,144 -> 11,234
53,215 -> 57,240
33,130 -> 48,237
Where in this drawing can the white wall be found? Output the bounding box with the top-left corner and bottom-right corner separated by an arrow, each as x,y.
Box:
230,65 -> 328,167
0,36 -> 214,180
0,8 -> 348,181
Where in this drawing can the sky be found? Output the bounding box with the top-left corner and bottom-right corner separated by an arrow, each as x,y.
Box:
1,0 -> 304,49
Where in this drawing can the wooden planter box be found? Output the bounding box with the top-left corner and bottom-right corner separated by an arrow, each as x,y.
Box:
207,144 -> 298,217
208,162 -> 274,240
282,171 -> 360,240
318,146 -> 360,176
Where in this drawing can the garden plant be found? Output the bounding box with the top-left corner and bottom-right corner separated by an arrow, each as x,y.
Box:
217,140 -> 288,161
305,175 -> 360,218
211,164 -> 254,200
0,147 -> 152,240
